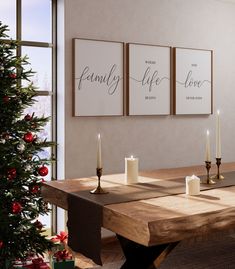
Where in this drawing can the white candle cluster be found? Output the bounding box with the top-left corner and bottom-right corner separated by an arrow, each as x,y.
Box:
95,135 -> 139,185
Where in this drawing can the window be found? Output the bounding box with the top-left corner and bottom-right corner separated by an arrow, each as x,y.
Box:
0,0 -> 56,234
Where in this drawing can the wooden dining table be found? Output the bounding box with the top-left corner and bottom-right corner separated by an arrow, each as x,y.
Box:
41,162 -> 235,269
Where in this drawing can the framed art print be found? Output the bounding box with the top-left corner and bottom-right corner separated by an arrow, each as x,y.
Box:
173,47 -> 213,115
127,43 -> 171,116
74,38 -> 124,116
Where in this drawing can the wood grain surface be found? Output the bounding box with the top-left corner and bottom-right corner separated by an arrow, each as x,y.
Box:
42,162 -> 235,246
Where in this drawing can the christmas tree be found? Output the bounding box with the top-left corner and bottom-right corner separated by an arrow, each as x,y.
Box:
0,22 -> 55,268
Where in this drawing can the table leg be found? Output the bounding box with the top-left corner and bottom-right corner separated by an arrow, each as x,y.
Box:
117,234 -> 179,269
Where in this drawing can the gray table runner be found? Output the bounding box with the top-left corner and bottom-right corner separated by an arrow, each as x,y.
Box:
67,171 -> 235,265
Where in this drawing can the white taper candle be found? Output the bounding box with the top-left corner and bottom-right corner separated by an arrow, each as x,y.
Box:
205,130 -> 211,162
216,110 -> 221,158
97,134 -> 102,168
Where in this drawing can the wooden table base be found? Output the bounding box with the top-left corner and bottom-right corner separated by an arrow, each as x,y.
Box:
117,234 -> 179,269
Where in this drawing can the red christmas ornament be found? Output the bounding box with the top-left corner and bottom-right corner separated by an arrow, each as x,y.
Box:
34,220 -> 43,230
23,132 -> 34,143
3,96 -> 9,103
12,202 -> 22,214
31,185 -> 40,194
38,166 -> 48,177
7,168 -> 17,180
24,114 -> 32,121
9,73 -> 17,79
0,240 -> 3,249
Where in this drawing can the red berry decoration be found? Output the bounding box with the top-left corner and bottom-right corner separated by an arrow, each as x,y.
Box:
23,132 -> 34,143
38,166 -> 48,177
7,168 -> 17,180
12,202 -> 22,214
24,114 -> 32,121
0,240 -> 3,249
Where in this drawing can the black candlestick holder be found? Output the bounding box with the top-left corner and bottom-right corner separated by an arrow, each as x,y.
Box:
211,158 -> 224,180
205,161 -> 216,184
90,168 -> 109,194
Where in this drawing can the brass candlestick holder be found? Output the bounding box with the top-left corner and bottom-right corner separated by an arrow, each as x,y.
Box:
211,158 -> 224,180
205,161 -> 216,184
90,168 -> 109,194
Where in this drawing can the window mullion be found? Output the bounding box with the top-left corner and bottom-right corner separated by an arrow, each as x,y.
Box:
20,41 -> 53,48
16,0 -> 22,88
35,91 -> 53,96
51,0 -> 57,234
16,0 -> 21,56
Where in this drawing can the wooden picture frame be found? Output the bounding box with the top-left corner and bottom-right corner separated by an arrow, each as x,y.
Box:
173,47 -> 213,115
73,38 -> 124,116
127,43 -> 171,116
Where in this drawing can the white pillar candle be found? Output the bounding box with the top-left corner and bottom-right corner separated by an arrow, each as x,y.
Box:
205,130 -> 211,162
185,175 -> 200,196
125,155 -> 138,184
97,134 -> 102,168
216,110 -> 221,158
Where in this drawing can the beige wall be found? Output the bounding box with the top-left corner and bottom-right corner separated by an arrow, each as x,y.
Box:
62,0 -> 235,179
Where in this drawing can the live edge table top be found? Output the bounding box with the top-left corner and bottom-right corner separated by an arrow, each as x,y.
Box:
41,162 -> 235,247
